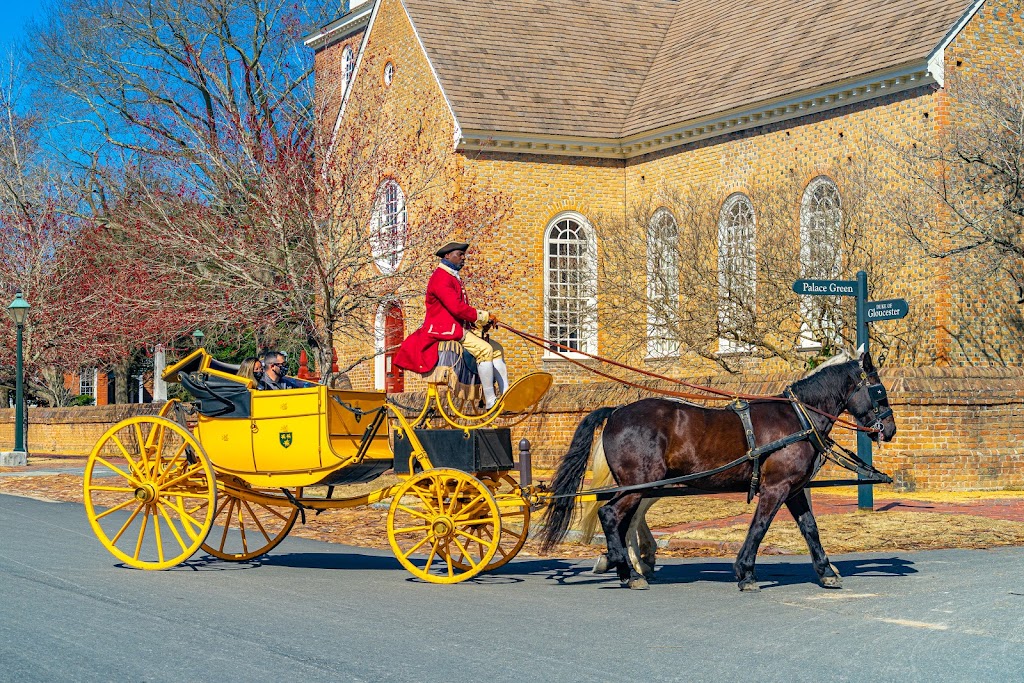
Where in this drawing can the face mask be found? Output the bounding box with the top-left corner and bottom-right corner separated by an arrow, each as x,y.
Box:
253,370 -> 264,380
442,258 -> 464,271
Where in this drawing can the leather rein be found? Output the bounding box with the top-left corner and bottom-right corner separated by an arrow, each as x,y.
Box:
500,323 -> 884,435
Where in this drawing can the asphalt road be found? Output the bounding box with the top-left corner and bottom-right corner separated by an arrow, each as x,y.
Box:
2,492 -> 1023,683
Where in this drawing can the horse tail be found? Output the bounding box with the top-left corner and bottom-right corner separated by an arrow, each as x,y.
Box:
578,435 -> 611,544
541,406 -> 617,552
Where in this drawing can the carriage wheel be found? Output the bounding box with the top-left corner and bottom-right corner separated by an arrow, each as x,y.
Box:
84,416 -> 217,570
387,468 -> 501,584
201,480 -> 301,561
446,473 -> 530,572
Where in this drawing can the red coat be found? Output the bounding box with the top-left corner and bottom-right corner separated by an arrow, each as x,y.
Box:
394,266 -> 482,373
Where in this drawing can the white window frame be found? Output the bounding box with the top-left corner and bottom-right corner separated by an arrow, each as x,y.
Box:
543,211 -> 597,359
79,368 -> 98,400
646,208 -> 680,359
717,193 -> 757,354
799,177 -> 843,349
370,179 -> 407,274
341,45 -> 355,97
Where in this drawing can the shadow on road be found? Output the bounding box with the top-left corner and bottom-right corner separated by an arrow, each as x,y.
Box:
477,555 -> 919,589
648,556 -> 918,589
162,552 -> 917,591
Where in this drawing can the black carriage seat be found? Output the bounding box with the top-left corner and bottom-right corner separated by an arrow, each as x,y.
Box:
180,372 -> 252,419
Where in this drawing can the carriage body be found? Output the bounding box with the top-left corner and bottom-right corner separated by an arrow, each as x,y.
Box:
161,349 -> 394,488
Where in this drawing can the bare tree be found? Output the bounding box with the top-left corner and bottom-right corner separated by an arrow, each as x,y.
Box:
28,0 -> 513,384
886,47 -> 1024,363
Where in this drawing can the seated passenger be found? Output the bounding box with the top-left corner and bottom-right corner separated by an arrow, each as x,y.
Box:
236,357 -> 263,385
258,350 -> 314,390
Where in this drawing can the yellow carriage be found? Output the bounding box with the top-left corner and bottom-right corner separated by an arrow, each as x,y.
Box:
83,348 -> 551,583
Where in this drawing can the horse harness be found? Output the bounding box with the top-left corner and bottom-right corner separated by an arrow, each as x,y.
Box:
557,379 -> 891,503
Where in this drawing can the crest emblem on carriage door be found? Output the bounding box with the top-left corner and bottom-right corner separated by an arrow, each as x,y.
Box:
279,430 -> 293,448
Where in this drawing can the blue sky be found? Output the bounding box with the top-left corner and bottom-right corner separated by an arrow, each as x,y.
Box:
0,0 -> 45,54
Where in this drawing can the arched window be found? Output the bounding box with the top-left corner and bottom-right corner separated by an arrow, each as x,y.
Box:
544,212 -> 597,355
718,193 -> 756,353
341,45 -> 355,97
370,180 -> 407,274
647,208 -> 680,358
799,177 -> 842,347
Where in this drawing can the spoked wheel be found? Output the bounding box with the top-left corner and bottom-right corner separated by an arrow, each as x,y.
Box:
387,468 -> 501,584
201,481 -> 301,561
84,416 -> 217,570
447,472 -> 530,572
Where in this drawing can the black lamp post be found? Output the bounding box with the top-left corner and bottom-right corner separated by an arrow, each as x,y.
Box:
4,290 -> 30,465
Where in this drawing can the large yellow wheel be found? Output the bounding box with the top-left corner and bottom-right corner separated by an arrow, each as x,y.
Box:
387,468 -> 501,584
447,473 -> 531,572
202,481 -> 301,561
84,416 -> 217,570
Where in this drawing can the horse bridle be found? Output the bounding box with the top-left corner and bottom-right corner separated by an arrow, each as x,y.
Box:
853,370 -> 893,433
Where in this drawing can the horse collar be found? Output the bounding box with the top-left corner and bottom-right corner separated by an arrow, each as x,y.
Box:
784,387 -> 830,454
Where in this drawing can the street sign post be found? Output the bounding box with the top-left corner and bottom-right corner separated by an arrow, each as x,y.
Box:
794,271 -> 909,510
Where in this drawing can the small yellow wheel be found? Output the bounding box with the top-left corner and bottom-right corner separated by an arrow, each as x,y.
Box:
202,480 -> 301,561
387,468 -> 501,584
84,416 -> 217,570
447,473 -> 530,572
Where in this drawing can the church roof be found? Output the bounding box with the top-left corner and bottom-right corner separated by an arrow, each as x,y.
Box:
402,0 -> 975,140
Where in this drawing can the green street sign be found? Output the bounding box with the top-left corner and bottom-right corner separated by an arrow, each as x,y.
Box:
792,279 -> 858,296
866,298 -> 909,322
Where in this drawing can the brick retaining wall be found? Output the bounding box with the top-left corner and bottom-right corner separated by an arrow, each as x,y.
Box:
4,366 -> 1024,492
0,403 -> 163,457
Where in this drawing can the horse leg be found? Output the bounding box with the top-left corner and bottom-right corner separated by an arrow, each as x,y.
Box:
786,488 -> 841,589
734,485 -> 788,592
626,499 -> 657,580
597,493 -> 648,589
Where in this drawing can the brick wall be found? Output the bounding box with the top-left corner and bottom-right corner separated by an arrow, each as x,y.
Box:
0,404 -> 162,456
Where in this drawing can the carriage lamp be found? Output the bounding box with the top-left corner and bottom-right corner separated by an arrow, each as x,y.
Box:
3,289 -> 31,465
192,329 -> 205,348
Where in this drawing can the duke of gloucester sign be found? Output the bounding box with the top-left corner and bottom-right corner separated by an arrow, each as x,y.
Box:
866,298 -> 909,321
792,279 -> 858,296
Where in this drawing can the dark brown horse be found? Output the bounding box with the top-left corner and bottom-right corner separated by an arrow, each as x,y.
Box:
541,351 -> 897,591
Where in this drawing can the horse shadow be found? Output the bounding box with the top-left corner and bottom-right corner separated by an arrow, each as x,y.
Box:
495,555 -> 918,589
648,556 -> 918,589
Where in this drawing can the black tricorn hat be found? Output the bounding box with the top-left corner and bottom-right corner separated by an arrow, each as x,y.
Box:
435,241 -> 470,258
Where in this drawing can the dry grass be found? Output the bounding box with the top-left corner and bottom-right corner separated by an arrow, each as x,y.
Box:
671,511 -> 1024,554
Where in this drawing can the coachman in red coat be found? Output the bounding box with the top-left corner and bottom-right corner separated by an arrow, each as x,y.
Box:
394,241 -> 508,407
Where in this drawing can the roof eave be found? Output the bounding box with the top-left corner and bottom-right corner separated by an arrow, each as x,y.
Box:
458,61 -> 936,160
303,3 -> 374,49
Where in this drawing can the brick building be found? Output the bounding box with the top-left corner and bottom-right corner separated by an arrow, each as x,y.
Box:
302,0 -> 1024,485
308,0 -> 1022,386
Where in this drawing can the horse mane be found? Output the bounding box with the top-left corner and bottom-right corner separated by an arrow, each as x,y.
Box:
790,351 -> 856,408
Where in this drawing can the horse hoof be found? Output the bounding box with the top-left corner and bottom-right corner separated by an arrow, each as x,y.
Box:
821,575 -> 843,589
628,577 -> 650,590
592,555 -> 610,575
738,579 -> 760,592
